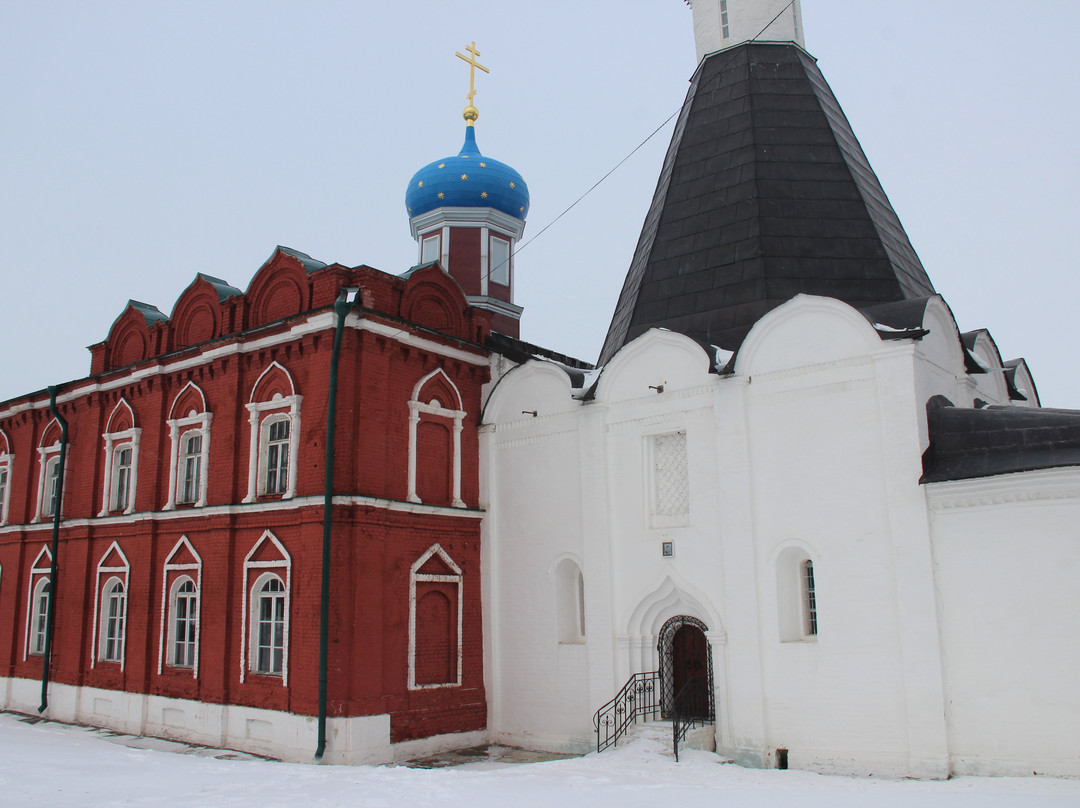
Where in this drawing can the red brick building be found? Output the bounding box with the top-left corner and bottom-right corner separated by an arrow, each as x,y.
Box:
0,240 -> 505,762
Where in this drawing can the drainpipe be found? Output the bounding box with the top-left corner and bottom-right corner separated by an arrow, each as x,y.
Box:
316,287 -> 359,761
39,386 -> 68,714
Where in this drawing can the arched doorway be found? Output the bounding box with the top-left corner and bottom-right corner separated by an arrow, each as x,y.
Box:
658,615 -> 714,721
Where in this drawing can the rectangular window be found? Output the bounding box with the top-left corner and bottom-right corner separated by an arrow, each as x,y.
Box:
0,466 -> 7,522
421,233 -> 441,265
265,420 -> 290,495
720,0 -> 730,38
180,434 -> 202,504
113,447 -> 132,511
490,236 -> 511,286
652,431 -> 689,519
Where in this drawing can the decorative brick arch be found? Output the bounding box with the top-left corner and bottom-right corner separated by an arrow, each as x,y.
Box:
171,277 -> 223,349
407,368 -> 466,508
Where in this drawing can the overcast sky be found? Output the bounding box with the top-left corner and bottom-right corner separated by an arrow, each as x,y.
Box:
2,1 -> 1078,405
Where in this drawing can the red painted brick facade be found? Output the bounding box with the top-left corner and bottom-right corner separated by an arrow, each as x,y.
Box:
0,247 -> 492,747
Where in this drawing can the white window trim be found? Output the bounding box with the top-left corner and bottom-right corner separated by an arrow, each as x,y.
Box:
99,427 -> 141,516
157,536 -> 203,677
239,530 -> 291,685
24,545 -> 52,660
243,401 -> 302,503
164,413 -> 212,510
408,543 -> 463,690
0,428 -> 12,526
406,369 -> 466,508
91,542 -> 130,669
32,424 -> 66,523
243,363 -> 301,504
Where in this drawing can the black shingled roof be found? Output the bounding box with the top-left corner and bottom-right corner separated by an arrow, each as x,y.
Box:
598,43 -> 935,366
921,398 -> 1080,483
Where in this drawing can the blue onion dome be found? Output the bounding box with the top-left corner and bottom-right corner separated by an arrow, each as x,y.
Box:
406,126 -> 530,221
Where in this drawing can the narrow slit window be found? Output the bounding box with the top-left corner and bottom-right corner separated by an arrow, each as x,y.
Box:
802,559 -> 817,636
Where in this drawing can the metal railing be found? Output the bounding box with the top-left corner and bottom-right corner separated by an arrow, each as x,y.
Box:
592,671 -> 661,752
671,677 -> 711,762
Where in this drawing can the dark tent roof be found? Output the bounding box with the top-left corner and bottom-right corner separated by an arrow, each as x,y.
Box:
598,42 -> 935,366
922,398 -> 1080,483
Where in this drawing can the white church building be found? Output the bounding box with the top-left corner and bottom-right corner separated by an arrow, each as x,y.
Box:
479,0 -> 1080,779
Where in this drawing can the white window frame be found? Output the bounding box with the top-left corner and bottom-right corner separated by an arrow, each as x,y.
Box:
489,233 -> 511,287
406,369 -> 466,508
24,545 -> 52,659
32,423 -> 65,523
243,363 -> 302,503
420,232 -> 441,265
91,542 -> 130,669
164,383 -> 211,510
100,430 -> 141,516
157,536 -> 203,677
98,577 -> 127,663
0,428 -> 12,525
240,530 -> 291,685
99,399 -> 141,516
408,543 -> 463,690
251,573 -> 287,676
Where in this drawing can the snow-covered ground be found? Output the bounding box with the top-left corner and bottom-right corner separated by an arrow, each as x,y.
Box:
2,712 -> 1078,808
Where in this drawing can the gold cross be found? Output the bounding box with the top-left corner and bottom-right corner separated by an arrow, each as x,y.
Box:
455,41 -> 489,125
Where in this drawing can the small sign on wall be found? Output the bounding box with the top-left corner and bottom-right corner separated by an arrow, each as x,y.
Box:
662,541 -> 674,558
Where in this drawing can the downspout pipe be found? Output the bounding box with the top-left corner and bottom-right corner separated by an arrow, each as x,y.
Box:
40,386 -> 68,714
316,287 -> 359,761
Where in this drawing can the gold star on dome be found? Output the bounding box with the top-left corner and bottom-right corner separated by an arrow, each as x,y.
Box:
437,192 -> 445,199
479,162 -> 487,168
519,206 -> 524,212
481,191 -> 488,199
509,181 -> 515,189
438,163 -> 445,169
417,180 -> 423,188
461,173 -> 468,181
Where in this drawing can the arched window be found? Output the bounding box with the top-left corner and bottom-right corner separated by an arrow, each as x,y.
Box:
170,577 -> 198,667
251,574 -> 286,675
30,578 -> 50,656
178,431 -> 203,504
164,383 -> 211,510
776,544 -> 819,642
801,559 -> 818,637
42,455 -> 61,518
243,363 -> 302,502
158,535 -> 202,677
239,530 -> 291,685
92,542 -> 130,669
99,578 -> 126,663
99,399 -> 141,516
553,557 -> 586,644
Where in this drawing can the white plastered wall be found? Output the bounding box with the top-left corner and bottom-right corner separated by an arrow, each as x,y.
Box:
927,468 -> 1080,778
